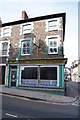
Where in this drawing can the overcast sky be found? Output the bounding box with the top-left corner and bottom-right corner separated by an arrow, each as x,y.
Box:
0,0 -> 78,67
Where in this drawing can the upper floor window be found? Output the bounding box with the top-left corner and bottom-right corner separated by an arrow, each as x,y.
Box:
2,42 -> 8,55
20,38 -> 32,55
20,22 -> 33,35
45,36 -> 60,55
1,26 -> 11,37
48,37 -> 58,54
46,18 -> 60,31
0,41 -> 10,56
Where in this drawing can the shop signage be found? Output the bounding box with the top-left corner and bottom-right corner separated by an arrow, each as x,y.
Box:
39,80 -> 57,86
21,79 -> 57,86
9,59 -> 66,64
21,79 -> 38,86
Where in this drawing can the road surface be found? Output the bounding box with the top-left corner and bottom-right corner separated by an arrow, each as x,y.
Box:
1,94 -> 79,119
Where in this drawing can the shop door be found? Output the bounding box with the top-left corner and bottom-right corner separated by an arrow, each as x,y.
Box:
2,66 -> 6,85
10,69 -> 17,86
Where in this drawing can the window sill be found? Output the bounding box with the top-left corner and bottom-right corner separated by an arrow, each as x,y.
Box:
21,54 -> 30,56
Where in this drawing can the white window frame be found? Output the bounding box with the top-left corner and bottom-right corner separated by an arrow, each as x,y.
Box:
0,40 -> 10,56
46,18 -> 61,31
40,65 -> 59,87
20,22 -> 33,35
20,39 -> 31,56
1,26 -> 12,37
19,65 -> 38,86
19,65 -> 59,87
45,35 -> 60,55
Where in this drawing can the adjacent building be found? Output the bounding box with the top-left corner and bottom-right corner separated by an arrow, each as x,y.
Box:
0,11 -> 67,95
71,59 -> 80,82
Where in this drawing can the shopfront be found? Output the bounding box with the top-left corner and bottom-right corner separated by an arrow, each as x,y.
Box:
5,58 -> 67,88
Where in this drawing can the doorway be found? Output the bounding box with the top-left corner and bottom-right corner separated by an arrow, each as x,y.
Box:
2,66 -> 6,85
10,69 -> 17,87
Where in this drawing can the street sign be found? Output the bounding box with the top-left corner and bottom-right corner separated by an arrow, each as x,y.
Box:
33,38 -> 39,47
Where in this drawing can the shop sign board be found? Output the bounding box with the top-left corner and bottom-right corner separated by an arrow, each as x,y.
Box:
9,59 -> 66,64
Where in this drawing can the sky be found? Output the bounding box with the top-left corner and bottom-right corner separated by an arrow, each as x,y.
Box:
0,0 -> 79,67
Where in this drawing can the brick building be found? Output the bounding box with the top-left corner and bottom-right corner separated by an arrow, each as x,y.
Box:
0,11 -> 67,95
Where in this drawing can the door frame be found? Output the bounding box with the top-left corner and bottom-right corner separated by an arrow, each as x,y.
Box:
10,69 -> 17,87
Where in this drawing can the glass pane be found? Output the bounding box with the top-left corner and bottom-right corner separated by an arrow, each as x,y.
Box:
49,20 -> 57,27
2,50 -> 7,55
53,41 -> 57,47
49,41 -> 57,47
22,48 -> 30,54
40,67 -> 57,80
49,38 -> 57,47
49,48 -> 57,53
2,42 -> 8,50
23,24 -> 31,30
23,42 -> 27,47
21,67 -> 37,79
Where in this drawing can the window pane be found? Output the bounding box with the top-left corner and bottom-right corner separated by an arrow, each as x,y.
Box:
3,28 -> 9,33
21,67 -> 37,79
2,42 -> 8,50
23,24 -> 31,30
23,48 -> 30,54
49,48 -> 57,53
49,40 -> 57,47
40,67 -> 57,80
49,20 -> 57,27
2,50 -> 7,55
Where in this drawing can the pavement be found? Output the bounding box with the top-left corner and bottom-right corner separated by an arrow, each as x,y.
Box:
0,85 -> 78,104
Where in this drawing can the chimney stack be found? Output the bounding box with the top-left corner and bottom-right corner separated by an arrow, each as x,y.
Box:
21,10 -> 28,20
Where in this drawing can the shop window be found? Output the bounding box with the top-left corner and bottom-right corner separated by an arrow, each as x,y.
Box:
20,66 -> 59,86
40,67 -> 57,80
21,67 -> 38,86
21,67 -> 37,79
